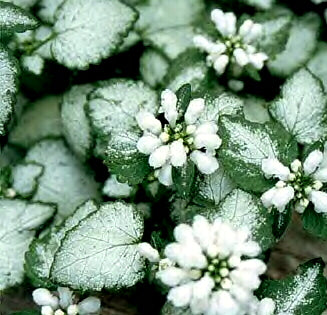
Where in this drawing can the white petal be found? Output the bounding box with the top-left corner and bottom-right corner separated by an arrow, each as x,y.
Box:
208,291 -> 240,315
137,135 -> 161,155
170,140 -> 187,167
78,297 -> 101,315
235,240 -> 261,257
190,296 -> 210,315
67,305 -> 79,315
260,187 -> 276,209
314,168 -> 327,182
190,151 -> 219,174
192,276 -> 215,300
194,134 -> 222,151
230,269 -> 261,290
213,54 -> 229,75
157,164 -> 173,186
185,98 -> 205,124
229,284 -> 252,304
58,287 -> 73,309
174,223 -> 195,244
137,242 -> 160,262
136,111 -> 162,135
257,298 -> 276,315
304,150 -> 323,175
149,145 -> 170,168
210,9 -> 227,36
238,259 -> 266,274
224,12 -> 237,36
192,215 -> 214,251
239,19 -> 254,38
41,306 -> 54,315
233,48 -> 249,67
167,283 -> 193,308
249,52 -> 268,70
157,267 -> 189,287
246,23 -> 263,42
160,89 -> 178,127
261,158 -> 290,181
273,186 -> 295,212
195,122 -> 219,135
310,190 -> 327,213
32,288 -> 59,309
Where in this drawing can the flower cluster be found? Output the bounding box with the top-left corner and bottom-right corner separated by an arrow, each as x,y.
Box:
138,216 -> 275,315
261,147 -> 327,213
136,89 -> 221,186
193,9 -> 268,77
32,287 -> 101,315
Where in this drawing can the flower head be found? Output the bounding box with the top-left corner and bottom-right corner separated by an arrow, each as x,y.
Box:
261,145 -> 327,213
136,89 -> 221,186
138,216 -> 274,315
193,9 -> 268,77
32,287 -> 101,315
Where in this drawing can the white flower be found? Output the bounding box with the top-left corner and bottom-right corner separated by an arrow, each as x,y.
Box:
139,216 -> 267,315
33,287 -> 101,315
137,242 -> 160,263
261,146 -> 327,214
136,89 -> 221,186
255,298 -> 276,315
193,9 -> 268,78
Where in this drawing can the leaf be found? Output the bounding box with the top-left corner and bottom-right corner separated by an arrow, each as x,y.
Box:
172,160 -> 197,200
218,116 -> 298,192
242,0 -> 274,9
243,96 -> 270,124
10,311 -> 40,315
256,10 -> 292,58
273,206 -> 292,240
193,166 -> 235,207
50,201 -> 145,291
0,1 -> 38,35
135,0 -> 204,35
25,200 -> 98,287
9,96 -> 62,148
61,84 -> 95,160
0,199 -> 55,290
161,302 -> 192,315
302,207 -> 327,239
49,0 -> 138,69
257,259 -> 327,315
164,49 -> 209,92
199,92 -> 243,123
268,13 -> 320,77
176,84 -> 192,116
1,0 -> 38,9
140,48 -> 169,88
25,139 -> 101,221
270,68 -> 327,145
0,44 -> 19,137
11,162 -> 43,198
143,25 -> 198,60
207,189 -> 275,250
87,79 -> 158,138
308,42 -> 327,91
105,131 -> 151,185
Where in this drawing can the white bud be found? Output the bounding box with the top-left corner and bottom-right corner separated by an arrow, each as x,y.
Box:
310,190 -> 327,213
291,159 -> 302,172
295,199 -> 309,214
313,180 -> 323,191
233,48 -> 249,67
67,305 -> 79,315
261,158 -> 290,181
288,173 -> 296,181
41,306 -> 54,315
220,278 -> 232,290
303,150 -> 323,175
137,242 -> 160,262
137,135 -> 161,155
33,288 -> 59,309
275,180 -> 286,188
78,297 -> 101,315
159,132 -> 170,143
136,112 -> 162,135
184,98 -> 205,125
167,283 -> 193,308
54,310 -> 64,315
149,145 -> 170,168
213,54 -> 229,75
157,163 -> 173,186
190,150 -> 219,175
170,140 -> 187,167
228,79 -> 244,92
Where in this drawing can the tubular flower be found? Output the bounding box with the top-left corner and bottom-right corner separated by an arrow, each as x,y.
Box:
193,9 -> 268,77
136,89 -> 221,186
138,216 -> 275,315
32,287 -> 101,315
261,145 -> 327,213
